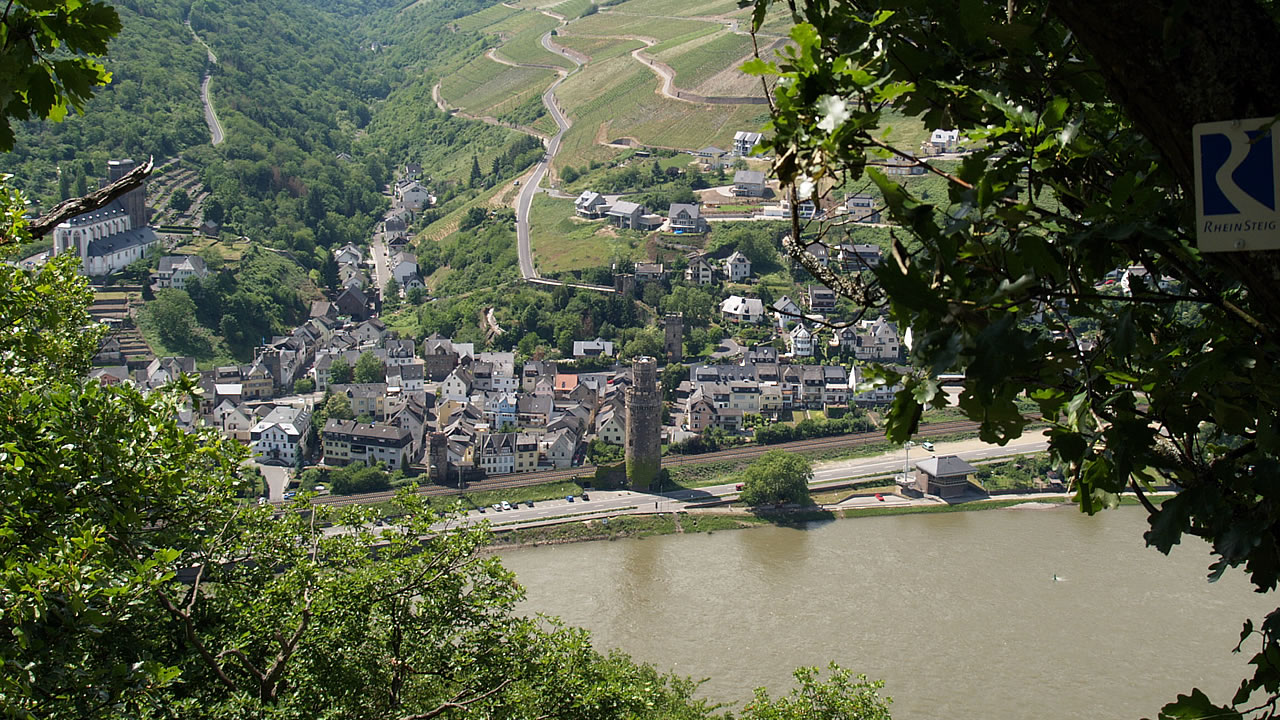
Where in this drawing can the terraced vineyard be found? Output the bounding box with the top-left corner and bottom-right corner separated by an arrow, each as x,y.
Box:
438,55 -> 558,119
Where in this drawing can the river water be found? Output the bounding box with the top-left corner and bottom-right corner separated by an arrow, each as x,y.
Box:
500,505 -> 1273,719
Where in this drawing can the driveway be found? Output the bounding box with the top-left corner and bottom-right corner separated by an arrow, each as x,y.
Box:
710,336 -> 745,359
256,463 -> 293,501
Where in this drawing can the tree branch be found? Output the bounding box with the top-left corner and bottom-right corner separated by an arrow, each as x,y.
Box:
25,156 -> 153,239
396,678 -> 513,720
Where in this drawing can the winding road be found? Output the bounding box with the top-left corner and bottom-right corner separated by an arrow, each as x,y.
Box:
187,19 -> 225,146
511,30 -> 615,293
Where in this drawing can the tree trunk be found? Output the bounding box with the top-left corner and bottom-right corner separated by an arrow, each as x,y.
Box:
1050,0 -> 1280,328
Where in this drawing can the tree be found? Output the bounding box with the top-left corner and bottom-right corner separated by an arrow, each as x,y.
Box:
749,0 -> 1280,714
328,356 -> 354,385
0,0 -> 122,150
354,350 -> 385,384
738,450 -> 811,506
292,377 -> 314,394
170,188 -> 192,212
742,664 -> 892,720
383,277 -> 401,311
143,288 -> 206,353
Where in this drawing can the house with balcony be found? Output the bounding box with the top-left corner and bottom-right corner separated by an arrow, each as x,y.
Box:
668,203 -> 706,233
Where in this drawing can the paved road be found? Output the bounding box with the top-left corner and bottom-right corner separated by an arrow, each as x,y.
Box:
514,32 -> 583,281
256,463 -> 292,501
187,20 -> 224,146
321,434 -> 1056,539
370,234 -> 389,302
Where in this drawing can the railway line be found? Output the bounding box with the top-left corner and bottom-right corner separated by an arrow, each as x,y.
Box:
311,419 -> 989,509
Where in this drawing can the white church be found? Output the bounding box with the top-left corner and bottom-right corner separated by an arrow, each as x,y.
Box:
51,158 -> 159,276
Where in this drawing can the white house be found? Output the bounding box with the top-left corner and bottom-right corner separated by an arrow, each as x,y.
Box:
441,367 -> 473,403
733,169 -> 767,197
477,432 -> 516,475
725,251 -> 752,281
334,243 -> 363,266
927,128 -> 961,154
540,429 -> 577,469
575,191 -> 608,219
595,407 -> 625,445
772,295 -> 802,329
154,255 -> 209,290
719,295 -> 765,324
396,180 -> 433,212
572,339 -> 615,358
734,131 -> 763,156
390,251 -> 418,285
684,254 -> 714,285
668,203 -> 706,233
789,323 -> 814,357
250,405 -> 312,466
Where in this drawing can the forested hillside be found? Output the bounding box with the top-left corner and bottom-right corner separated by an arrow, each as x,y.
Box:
0,0 -> 208,197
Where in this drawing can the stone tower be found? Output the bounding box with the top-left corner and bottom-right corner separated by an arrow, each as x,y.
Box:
663,312 -> 683,363
625,356 -> 662,491
427,432 -> 449,483
106,158 -> 147,228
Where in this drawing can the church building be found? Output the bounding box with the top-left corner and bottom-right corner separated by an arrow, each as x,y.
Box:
51,158 -> 158,276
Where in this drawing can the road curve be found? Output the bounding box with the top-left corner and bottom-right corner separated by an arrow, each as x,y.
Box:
514,30 -> 583,281
187,19 -> 225,146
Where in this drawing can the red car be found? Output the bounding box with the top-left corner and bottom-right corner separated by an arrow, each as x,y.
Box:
735,483 -> 744,491
875,493 -> 885,501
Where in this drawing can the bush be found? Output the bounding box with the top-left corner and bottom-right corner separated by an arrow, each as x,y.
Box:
327,463 -> 393,495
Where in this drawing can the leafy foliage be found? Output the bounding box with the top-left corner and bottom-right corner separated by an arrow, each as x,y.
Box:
0,0 -> 123,152
748,0 -> 1280,713
742,664 -> 892,720
739,450 -> 812,506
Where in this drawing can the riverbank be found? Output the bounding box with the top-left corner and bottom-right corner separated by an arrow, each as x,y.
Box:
484,494 -> 1098,550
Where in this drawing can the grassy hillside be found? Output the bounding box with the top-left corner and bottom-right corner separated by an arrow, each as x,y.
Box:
528,195 -> 646,274
488,10 -> 575,67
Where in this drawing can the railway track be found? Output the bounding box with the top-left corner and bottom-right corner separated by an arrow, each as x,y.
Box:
311,419 -> 987,509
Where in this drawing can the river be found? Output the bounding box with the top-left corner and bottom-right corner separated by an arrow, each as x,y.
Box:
500,505 -> 1273,719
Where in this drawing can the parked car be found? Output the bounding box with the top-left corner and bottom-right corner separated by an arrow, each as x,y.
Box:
526,500 -> 535,508
735,483 -> 744,491
921,441 -> 935,451
875,493 -> 885,502
580,492 -> 589,501
492,503 -> 503,512
566,495 -> 575,503
501,500 -> 512,511
478,506 -> 486,513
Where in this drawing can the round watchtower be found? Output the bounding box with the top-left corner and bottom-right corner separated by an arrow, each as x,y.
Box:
625,356 -> 662,490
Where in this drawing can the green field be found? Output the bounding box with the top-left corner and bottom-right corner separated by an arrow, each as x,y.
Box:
544,0 -> 594,18
553,35 -> 645,62
566,12 -> 720,42
490,11 -> 575,68
658,30 -> 755,90
528,195 -> 646,273
554,51 -> 770,167
452,3 -> 521,31
440,55 -> 558,118
606,0 -> 745,19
